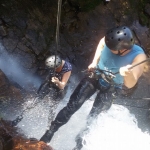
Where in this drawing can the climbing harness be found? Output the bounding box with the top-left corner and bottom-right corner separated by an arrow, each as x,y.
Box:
83,57 -> 150,81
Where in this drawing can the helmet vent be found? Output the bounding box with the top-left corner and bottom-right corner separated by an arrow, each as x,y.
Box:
124,33 -> 126,36
123,27 -> 126,29
117,31 -> 120,34
111,37 -> 113,39
118,38 -> 121,41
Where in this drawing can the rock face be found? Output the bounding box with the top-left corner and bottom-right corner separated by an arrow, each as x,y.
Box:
0,119 -> 54,150
0,0 -> 149,94
0,69 -> 23,101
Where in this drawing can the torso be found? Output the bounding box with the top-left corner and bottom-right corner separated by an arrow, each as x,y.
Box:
97,44 -> 145,85
49,60 -> 72,80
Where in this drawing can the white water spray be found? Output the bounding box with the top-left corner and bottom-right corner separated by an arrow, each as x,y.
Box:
1,48 -> 149,150
81,104 -> 150,150
1,69 -> 149,150
48,100 -> 150,150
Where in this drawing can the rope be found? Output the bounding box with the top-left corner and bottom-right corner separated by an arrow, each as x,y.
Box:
132,29 -> 150,58
11,97 -> 41,126
47,0 -> 62,127
54,0 -> 62,76
114,58 -> 150,75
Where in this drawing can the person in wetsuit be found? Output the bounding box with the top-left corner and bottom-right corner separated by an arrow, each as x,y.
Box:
38,55 -> 72,100
40,26 -> 146,143
37,55 -> 72,123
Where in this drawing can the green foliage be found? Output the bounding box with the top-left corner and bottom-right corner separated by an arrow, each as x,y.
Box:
129,0 -> 150,27
75,0 -> 103,12
139,12 -> 150,26
138,0 -> 150,26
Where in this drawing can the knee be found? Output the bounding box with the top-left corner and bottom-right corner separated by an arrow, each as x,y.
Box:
95,92 -> 113,112
101,99 -> 112,111
101,93 -> 113,110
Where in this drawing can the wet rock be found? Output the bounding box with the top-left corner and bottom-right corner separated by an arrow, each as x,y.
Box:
2,38 -> 18,52
145,3 -> 150,16
0,69 -> 23,101
0,25 -> 7,36
0,119 -> 54,150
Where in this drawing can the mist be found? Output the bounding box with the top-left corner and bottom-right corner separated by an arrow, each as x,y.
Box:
0,43 -> 41,90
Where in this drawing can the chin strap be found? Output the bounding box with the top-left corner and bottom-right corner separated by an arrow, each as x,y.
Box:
116,49 -> 129,56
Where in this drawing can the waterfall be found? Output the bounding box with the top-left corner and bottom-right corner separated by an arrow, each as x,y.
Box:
0,43 -> 41,90
49,100 -> 150,150
1,41 -> 150,150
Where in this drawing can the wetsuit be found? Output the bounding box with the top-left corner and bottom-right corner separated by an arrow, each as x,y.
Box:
38,60 -> 72,99
40,44 -> 144,143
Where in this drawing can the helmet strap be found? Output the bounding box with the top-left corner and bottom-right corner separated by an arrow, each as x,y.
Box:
117,49 -> 128,56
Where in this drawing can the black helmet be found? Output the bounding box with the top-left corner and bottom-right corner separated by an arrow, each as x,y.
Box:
105,26 -> 134,51
45,55 -> 62,69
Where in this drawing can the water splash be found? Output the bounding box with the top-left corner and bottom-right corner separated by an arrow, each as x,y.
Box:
82,104 -> 150,150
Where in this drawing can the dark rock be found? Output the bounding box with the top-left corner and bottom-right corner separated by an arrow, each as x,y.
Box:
0,69 -> 23,101
145,3 -> 150,16
0,25 -> 7,36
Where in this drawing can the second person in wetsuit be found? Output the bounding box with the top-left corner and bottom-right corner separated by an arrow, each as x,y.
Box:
37,55 -> 72,122
38,55 -> 72,100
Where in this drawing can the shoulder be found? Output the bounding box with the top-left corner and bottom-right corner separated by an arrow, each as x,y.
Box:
132,44 -> 145,53
132,53 -> 147,65
99,37 -> 105,45
97,36 -> 105,50
63,60 -> 72,71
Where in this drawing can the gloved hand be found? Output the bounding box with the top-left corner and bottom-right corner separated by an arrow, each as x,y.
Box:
51,77 -> 59,85
119,65 -> 132,76
88,62 -> 97,71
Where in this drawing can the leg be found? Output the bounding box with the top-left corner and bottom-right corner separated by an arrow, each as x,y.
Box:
73,90 -> 113,150
40,77 -> 97,143
89,90 -> 113,119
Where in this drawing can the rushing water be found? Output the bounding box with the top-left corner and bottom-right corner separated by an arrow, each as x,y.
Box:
81,104 -> 150,150
0,40 -> 150,150
46,100 -> 150,150
15,92 -> 150,150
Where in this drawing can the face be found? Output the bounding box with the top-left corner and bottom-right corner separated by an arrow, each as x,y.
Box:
55,63 -> 62,72
110,49 -> 130,56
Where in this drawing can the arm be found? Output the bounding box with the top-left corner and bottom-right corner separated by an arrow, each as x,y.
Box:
120,53 -> 147,88
88,37 -> 105,70
52,71 -> 71,90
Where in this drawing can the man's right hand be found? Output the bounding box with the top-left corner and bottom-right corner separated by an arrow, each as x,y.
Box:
88,62 -> 97,71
